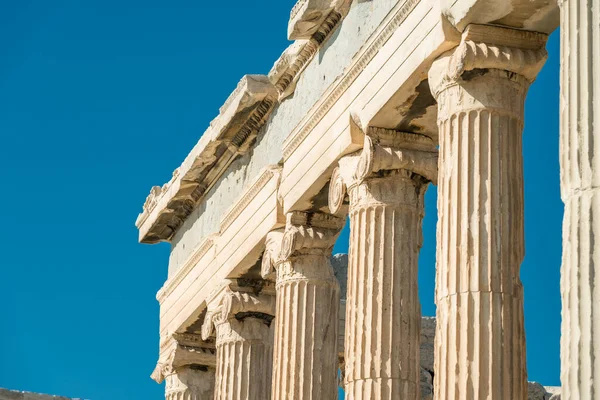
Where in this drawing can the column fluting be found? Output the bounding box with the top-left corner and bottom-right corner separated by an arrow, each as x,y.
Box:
214,317 -> 274,400
263,213 -> 344,400
330,129 -> 437,400
559,0 -> 600,398
202,287 -> 275,400
428,24 -> 548,400
165,366 -> 216,400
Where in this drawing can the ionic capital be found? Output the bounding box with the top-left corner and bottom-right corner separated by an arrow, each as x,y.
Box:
201,284 -> 275,341
261,229 -> 285,281
279,211 -> 345,261
329,126 -> 438,214
151,333 -> 216,384
429,24 -> 548,97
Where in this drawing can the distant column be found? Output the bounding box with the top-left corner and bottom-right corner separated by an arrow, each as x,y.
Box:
202,287 -> 275,400
165,366 -> 215,400
262,213 -> 344,400
428,24 -> 548,400
151,334 -> 217,400
329,129 -> 438,399
559,0 -> 600,398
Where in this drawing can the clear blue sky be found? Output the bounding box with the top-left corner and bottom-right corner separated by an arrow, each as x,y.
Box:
0,1 -> 561,399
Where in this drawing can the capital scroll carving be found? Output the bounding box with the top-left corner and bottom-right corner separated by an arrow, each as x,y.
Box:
201,286 -> 276,341
428,24 -> 548,97
151,333 -> 216,384
329,123 -> 438,215
279,211 -> 345,261
261,229 -> 285,281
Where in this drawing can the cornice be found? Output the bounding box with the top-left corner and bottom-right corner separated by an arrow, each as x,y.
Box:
137,0 -> 354,244
329,129 -> 438,214
261,229 -> 285,281
282,0 -> 422,161
270,8 -> 344,100
136,75 -> 278,244
288,0 -> 350,40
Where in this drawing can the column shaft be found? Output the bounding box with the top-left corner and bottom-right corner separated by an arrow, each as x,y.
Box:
165,366 -> 216,400
214,318 -> 274,400
272,253 -> 340,400
560,0 -> 600,398
344,171 -> 425,399
434,70 -> 528,400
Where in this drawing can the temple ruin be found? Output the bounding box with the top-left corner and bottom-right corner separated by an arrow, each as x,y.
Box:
136,0 -> 598,398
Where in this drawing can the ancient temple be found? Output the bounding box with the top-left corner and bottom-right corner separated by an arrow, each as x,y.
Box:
136,0 -> 599,399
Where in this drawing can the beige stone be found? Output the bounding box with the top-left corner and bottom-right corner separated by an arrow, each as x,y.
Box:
151,333 -> 217,400
429,24 -> 548,400
559,0 -> 600,398
329,126 -> 437,399
136,75 -> 278,244
201,284 -> 276,400
132,1 -> 581,399
262,212 -> 344,400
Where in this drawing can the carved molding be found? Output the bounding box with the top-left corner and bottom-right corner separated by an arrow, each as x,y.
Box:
355,136 -> 438,182
155,165 -> 282,305
201,285 -> 276,341
261,229 -> 285,281
288,0 -> 349,40
429,24 -> 548,97
156,235 -> 217,304
281,0 -> 422,161
279,211 -> 345,261
139,0 -> 425,245
138,0 -> 356,244
329,123 -> 438,215
136,75 -> 278,244
151,333 -> 217,384
271,9 -> 344,100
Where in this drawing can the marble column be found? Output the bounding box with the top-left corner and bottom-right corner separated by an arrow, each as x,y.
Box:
165,366 -> 216,400
428,24 -> 548,400
202,287 -> 275,400
262,212 -> 344,400
559,0 -> 600,398
329,128 -> 438,400
151,334 -> 217,400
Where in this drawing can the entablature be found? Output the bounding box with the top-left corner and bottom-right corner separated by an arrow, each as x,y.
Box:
138,0 -> 560,339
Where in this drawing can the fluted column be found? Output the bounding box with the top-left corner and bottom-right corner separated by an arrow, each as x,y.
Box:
165,366 -> 216,400
151,333 -> 217,400
329,127 -> 438,399
428,24 -> 548,400
262,212 -> 344,400
559,0 -> 600,398
202,286 -> 275,400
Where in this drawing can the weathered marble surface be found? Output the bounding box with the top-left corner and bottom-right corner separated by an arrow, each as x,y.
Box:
429,24 -> 548,400
331,253 -> 561,400
150,0 -> 405,277
559,0 -> 600,398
